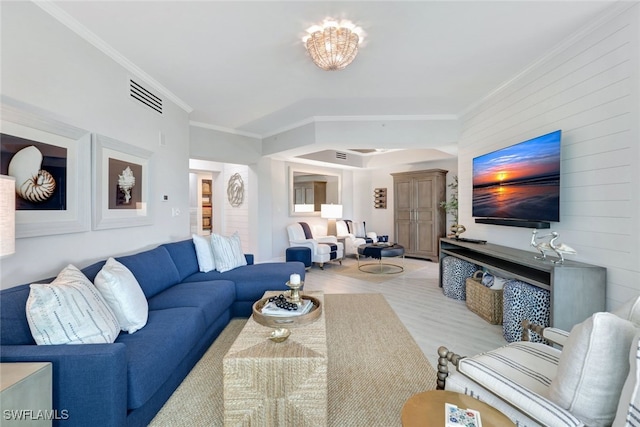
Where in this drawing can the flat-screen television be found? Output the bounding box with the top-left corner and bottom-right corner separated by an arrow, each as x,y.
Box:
472,130 -> 561,223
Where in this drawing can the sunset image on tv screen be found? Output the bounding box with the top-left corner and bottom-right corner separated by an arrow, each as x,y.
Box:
472,130 -> 561,222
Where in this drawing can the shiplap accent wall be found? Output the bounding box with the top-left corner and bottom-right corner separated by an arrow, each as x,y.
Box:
223,164 -> 250,252
458,3 -> 639,310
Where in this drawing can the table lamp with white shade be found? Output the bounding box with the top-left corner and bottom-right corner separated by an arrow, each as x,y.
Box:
321,204 -> 342,236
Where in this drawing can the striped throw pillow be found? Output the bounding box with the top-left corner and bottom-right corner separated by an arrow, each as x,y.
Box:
210,232 -> 247,273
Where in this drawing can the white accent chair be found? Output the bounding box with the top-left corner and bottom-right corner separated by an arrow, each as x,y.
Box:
335,220 -> 367,256
336,219 -> 378,249
286,222 -> 343,269
437,297 -> 640,427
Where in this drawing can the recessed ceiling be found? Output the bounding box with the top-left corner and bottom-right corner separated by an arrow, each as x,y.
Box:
50,1 -> 614,166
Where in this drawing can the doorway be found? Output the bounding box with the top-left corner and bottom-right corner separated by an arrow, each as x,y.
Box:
189,171 -> 214,235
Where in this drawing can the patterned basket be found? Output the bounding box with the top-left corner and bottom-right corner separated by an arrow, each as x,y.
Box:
465,271 -> 503,325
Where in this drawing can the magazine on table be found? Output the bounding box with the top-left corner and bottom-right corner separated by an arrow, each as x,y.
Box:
261,299 -> 314,317
445,402 -> 482,427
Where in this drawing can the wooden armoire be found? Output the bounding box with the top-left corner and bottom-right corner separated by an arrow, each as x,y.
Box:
391,169 -> 447,260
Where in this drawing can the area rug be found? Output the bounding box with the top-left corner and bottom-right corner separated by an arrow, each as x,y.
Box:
328,258 -> 423,283
149,293 -> 437,427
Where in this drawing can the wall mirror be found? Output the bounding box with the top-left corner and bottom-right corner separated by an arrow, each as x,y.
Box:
289,167 -> 341,216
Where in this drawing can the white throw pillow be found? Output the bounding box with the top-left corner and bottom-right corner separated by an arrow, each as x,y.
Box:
192,234 -> 215,272
548,312 -> 636,427
26,264 -> 120,345
210,231 -> 247,273
94,257 -> 148,334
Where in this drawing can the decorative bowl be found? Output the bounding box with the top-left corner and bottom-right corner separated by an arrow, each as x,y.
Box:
252,295 -> 322,328
268,328 -> 291,343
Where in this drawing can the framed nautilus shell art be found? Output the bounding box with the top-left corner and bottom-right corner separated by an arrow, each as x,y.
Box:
0,99 -> 91,238
92,134 -> 153,230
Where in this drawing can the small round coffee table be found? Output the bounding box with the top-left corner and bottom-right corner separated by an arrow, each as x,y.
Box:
401,390 -> 515,427
356,243 -> 405,274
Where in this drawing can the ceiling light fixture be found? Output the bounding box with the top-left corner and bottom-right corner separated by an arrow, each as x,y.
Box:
303,19 -> 363,71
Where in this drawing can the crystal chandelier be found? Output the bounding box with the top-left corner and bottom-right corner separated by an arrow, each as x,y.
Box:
303,19 -> 363,71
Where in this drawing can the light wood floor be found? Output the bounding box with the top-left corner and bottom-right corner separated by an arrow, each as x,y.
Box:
303,256 -> 507,368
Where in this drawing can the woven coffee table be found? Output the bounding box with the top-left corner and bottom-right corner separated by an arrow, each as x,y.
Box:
223,291 -> 327,426
357,243 -> 405,274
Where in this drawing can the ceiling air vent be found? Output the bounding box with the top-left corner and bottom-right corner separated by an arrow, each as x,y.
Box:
129,79 -> 163,114
335,151 -> 347,160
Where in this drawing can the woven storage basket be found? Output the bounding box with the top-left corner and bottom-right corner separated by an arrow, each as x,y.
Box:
466,271 -> 503,325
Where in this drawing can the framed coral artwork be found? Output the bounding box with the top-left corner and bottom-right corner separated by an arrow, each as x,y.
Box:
92,134 -> 152,230
0,97 -> 91,238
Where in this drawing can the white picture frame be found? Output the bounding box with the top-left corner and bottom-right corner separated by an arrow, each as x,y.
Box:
0,99 -> 91,238
92,134 -> 153,230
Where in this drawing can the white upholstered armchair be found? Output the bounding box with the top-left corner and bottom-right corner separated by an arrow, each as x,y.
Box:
286,222 -> 343,269
436,297 -> 640,427
335,220 -> 366,256
336,220 -> 378,257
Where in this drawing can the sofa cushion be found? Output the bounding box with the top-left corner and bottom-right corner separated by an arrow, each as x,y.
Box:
0,284 -> 37,345
210,232 -> 247,273
94,258 -> 148,334
115,307 -> 206,409
147,280 -> 235,325
192,234 -> 215,272
81,260 -> 107,282
182,262 -> 305,302
445,370 -> 572,427
548,312 -> 636,427
456,341 -> 582,426
26,265 -> 120,345
160,239 -> 200,281
116,247 -> 180,299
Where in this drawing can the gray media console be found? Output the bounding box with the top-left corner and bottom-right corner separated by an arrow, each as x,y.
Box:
439,238 -> 606,331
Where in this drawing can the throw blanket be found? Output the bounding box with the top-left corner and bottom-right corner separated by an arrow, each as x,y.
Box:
360,244 -> 401,260
361,245 -> 385,259
344,219 -> 366,237
298,222 -> 313,239
344,219 -> 353,234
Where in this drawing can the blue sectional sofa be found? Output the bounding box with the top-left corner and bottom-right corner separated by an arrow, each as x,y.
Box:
0,238 -> 305,427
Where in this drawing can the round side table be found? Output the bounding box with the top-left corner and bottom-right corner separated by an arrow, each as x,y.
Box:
401,390 -> 515,427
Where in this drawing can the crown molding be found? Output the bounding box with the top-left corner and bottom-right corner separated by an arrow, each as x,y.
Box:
34,0 -> 193,114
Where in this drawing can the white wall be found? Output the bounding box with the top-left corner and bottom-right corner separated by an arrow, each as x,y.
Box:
190,125 -> 262,165
457,3 -> 640,310
0,2 -> 191,289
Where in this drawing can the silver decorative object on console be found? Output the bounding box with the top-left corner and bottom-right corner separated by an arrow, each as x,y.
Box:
450,224 -> 466,238
530,230 -> 577,264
